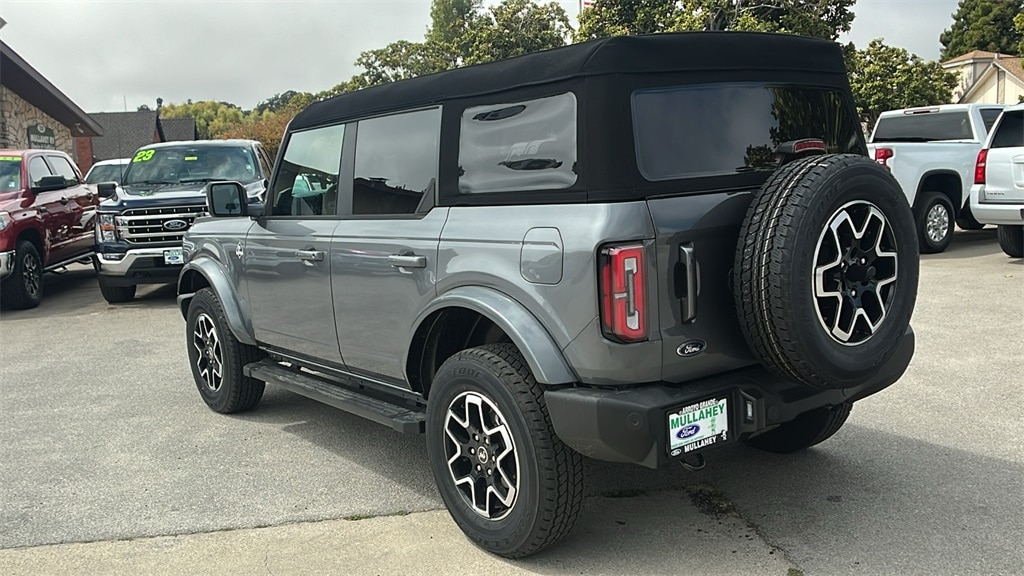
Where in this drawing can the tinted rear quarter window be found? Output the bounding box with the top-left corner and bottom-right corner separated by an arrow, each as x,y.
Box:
459,92 -> 577,194
990,110 -> 1024,149
633,84 -> 861,181
872,111 -> 973,142
980,108 -> 1003,132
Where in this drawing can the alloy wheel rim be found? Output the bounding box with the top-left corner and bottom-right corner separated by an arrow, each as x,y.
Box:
22,253 -> 40,297
813,201 -> 899,346
443,391 -> 519,520
926,204 -> 949,243
192,313 -> 223,391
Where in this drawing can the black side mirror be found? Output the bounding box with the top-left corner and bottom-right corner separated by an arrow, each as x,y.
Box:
31,175 -> 67,193
96,182 -> 117,199
207,181 -> 257,218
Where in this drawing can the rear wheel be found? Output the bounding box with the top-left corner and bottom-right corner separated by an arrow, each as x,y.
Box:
0,240 -> 43,310
955,205 -> 986,230
744,403 -> 852,453
997,225 -> 1024,258
97,276 -> 136,304
915,192 -> 954,253
426,343 -> 584,558
734,155 -> 919,390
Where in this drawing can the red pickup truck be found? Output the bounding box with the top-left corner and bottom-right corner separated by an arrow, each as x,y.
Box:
0,149 -> 98,309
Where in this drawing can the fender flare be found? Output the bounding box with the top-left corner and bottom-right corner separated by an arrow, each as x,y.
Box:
176,257 -> 256,345
915,169 -> 965,212
408,286 -> 577,385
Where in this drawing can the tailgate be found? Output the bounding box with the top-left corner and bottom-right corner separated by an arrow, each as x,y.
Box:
984,149 -> 1024,203
647,193 -> 757,385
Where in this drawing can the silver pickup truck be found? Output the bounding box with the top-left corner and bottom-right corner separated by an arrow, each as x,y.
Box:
176,32 -> 919,558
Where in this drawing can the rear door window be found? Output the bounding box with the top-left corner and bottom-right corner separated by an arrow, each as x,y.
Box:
352,107 -> 440,215
458,92 -> 577,193
990,110 -> 1023,149
632,84 -> 862,181
871,111 -> 973,142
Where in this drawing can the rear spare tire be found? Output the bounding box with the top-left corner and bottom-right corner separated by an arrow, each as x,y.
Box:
734,154 -> 918,390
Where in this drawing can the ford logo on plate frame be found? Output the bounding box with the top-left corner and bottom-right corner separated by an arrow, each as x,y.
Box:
163,219 -> 188,231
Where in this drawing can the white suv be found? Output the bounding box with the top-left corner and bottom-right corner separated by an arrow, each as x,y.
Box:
971,104 -> 1024,258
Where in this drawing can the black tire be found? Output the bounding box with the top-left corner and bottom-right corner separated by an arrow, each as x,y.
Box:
426,343 -> 584,558
0,240 -> 43,309
734,154 -> 919,390
97,276 -> 136,304
744,403 -> 852,453
914,192 -> 954,253
998,225 -> 1024,258
955,204 -> 986,230
185,288 -> 265,413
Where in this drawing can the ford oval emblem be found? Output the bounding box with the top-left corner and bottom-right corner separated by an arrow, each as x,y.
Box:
676,340 -> 706,357
676,424 -> 700,440
163,219 -> 188,231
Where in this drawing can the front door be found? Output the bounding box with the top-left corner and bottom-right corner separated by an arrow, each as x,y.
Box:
26,156 -> 75,266
244,123 -> 346,364
45,154 -> 97,257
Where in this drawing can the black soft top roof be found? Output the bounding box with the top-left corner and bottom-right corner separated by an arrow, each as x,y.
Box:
291,32 -> 846,130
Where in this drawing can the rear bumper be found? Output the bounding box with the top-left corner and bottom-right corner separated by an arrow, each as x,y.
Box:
970,186 -> 1024,226
95,246 -> 182,286
545,327 -> 915,469
0,250 -> 14,281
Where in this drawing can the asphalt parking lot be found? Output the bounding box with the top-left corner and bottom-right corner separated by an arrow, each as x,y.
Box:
1,229 -> 1021,576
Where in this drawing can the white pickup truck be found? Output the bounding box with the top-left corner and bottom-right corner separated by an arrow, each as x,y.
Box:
867,104 -> 1004,253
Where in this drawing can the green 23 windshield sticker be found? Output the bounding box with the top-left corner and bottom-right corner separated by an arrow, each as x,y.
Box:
132,149 -> 155,162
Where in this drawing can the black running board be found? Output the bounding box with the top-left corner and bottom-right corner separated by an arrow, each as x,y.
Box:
243,360 -> 425,434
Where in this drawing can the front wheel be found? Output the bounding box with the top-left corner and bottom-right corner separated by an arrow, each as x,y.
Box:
997,225 -> 1024,258
0,240 -> 43,309
915,192 -> 954,253
426,344 -> 584,558
97,276 -> 136,304
185,288 -> 265,413
744,403 -> 852,453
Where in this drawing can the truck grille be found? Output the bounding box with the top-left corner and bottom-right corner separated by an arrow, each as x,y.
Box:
116,205 -> 205,245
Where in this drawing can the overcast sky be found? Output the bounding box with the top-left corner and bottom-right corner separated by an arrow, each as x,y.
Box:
0,0 -> 960,113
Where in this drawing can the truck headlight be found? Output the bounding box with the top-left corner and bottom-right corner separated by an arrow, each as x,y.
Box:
0,212 -> 11,232
97,213 -> 117,243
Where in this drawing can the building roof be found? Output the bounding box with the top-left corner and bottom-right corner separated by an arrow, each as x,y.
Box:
159,117 -> 198,141
0,40 -> 102,137
959,56 -> 1024,103
292,32 -> 844,131
996,56 -> 1024,83
89,111 -> 160,161
943,50 -> 1004,64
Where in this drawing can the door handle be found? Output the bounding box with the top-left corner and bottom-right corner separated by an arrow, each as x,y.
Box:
295,249 -> 325,262
388,254 -> 427,268
59,197 -> 70,205
37,206 -> 48,213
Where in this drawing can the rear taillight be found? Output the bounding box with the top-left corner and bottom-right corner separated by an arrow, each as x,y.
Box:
599,243 -> 647,343
874,147 -> 894,169
975,149 -> 988,185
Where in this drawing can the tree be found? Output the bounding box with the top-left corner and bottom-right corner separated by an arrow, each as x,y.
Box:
1016,12 -> 1024,56
254,91 -> 315,114
939,0 -> 1023,61
847,39 -> 958,127
219,106 -> 298,159
159,101 -> 245,139
576,0 -> 855,42
346,0 -> 571,89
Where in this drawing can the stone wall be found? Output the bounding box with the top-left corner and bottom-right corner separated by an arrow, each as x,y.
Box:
0,86 -> 75,160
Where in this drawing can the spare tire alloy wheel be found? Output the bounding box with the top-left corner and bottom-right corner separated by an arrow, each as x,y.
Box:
813,201 -> 898,345
444,391 -> 519,520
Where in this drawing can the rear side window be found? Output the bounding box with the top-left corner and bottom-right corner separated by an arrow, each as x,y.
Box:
990,110 -> 1023,149
271,124 -> 345,216
980,108 -> 1003,132
872,111 -> 973,142
458,92 -> 577,194
633,84 -> 862,181
353,108 -> 440,216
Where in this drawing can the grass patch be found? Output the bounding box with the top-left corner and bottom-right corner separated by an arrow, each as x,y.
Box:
343,510 -> 409,521
787,569 -> 805,576
685,484 -> 736,517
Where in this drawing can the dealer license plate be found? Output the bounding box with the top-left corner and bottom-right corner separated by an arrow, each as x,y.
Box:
163,249 -> 184,265
667,397 -> 730,456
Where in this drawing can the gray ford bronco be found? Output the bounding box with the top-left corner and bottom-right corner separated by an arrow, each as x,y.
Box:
177,32 -> 918,558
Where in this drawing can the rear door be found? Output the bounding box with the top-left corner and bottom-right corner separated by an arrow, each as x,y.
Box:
329,107 -> 446,385
984,109 -> 1024,203
45,153 -> 97,257
245,124 -> 345,364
